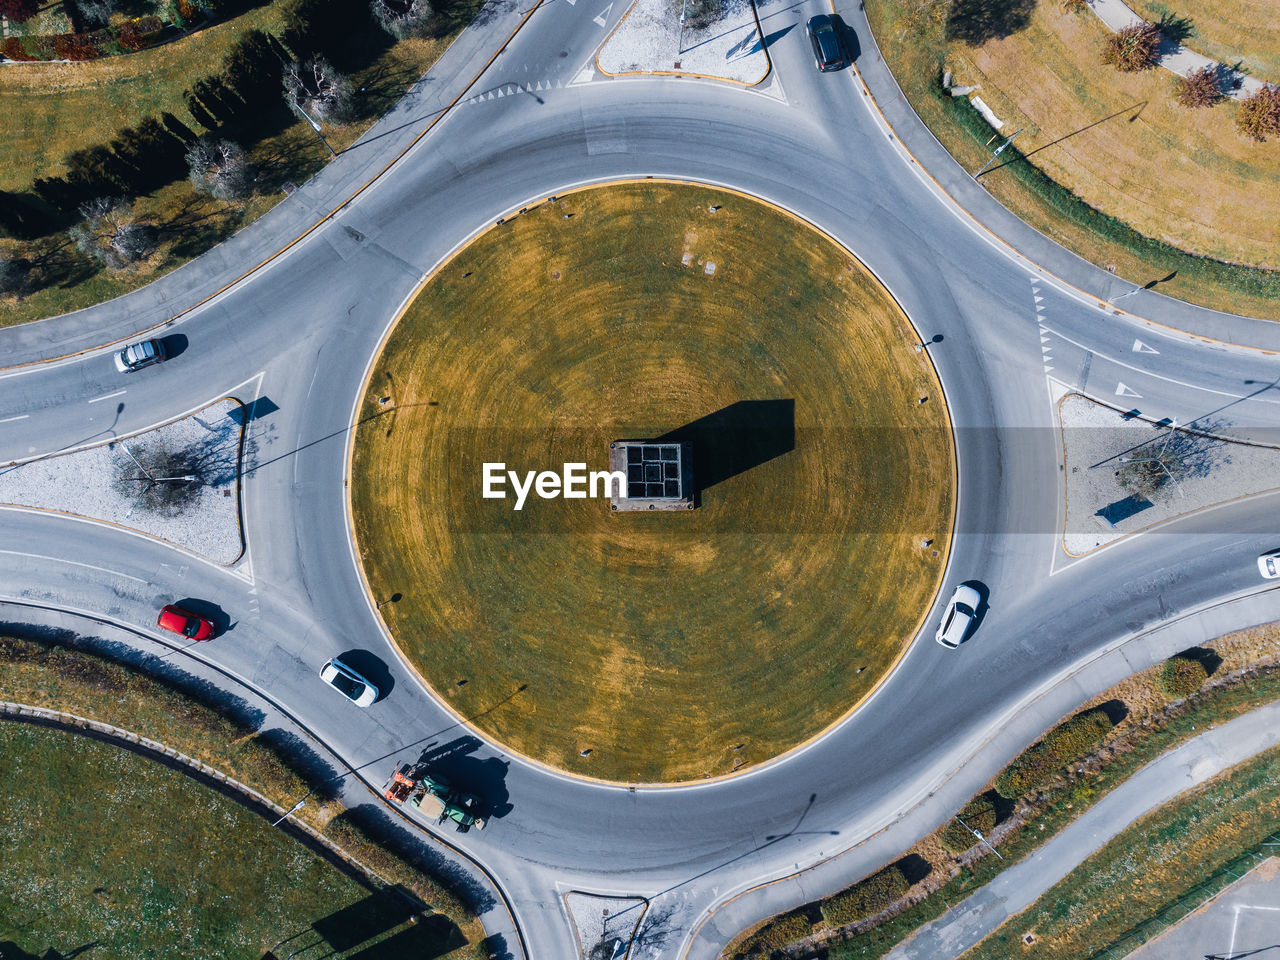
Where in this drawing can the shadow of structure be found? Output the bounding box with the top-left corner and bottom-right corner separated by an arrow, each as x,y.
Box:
656,399 -> 794,505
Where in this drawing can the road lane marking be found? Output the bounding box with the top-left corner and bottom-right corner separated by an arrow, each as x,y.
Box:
1132,338 -> 1160,354
0,414 -> 30,423
0,549 -> 147,583
87,389 -> 126,404
1115,382 -> 1143,398
593,1 -> 612,25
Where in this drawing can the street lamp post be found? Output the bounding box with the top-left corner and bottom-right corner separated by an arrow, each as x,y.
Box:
677,0 -> 689,55
271,799 -> 307,827
954,815 -> 1003,859
290,98 -> 337,158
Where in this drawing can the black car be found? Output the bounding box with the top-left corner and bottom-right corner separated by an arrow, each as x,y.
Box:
806,14 -> 847,72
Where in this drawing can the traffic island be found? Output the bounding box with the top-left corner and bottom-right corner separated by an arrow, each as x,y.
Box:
350,182 -> 955,783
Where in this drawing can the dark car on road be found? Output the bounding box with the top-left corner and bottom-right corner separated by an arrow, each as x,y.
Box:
157,604 -> 216,641
114,338 -> 167,373
806,15 -> 848,72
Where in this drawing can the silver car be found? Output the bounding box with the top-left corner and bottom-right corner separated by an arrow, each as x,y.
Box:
1259,549 -> 1280,580
936,584 -> 980,648
319,657 -> 379,707
113,338 -> 167,373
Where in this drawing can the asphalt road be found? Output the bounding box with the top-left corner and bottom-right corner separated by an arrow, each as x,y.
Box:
2,0 -> 1280,957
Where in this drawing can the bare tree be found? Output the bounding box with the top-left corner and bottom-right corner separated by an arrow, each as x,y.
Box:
112,441 -> 204,517
1236,84 -> 1280,142
1116,427 -> 1223,502
371,0 -> 433,39
282,55 -> 356,124
1101,23 -> 1162,72
186,136 -> 253,201
1175,64 -> 1224,108
69,197 -> 156,270
77,0 -> 120,27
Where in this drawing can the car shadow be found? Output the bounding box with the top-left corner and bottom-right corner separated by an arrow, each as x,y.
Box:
173,597 -> 234,636
336,649 -> 395,703
959,579 -> 991,644
160,332 -> 188,360
416,735 -> 513,821
835,16 -> 860,62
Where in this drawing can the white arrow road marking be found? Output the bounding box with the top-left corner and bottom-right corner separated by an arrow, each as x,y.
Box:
1132,338 -> 1159,354
593,2 -> 613,25
1115,382 -> 1143,398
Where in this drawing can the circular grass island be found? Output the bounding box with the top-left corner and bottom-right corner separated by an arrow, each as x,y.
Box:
351,183 -> 954,783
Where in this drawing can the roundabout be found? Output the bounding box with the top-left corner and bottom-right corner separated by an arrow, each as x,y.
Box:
351,182 -> 955,782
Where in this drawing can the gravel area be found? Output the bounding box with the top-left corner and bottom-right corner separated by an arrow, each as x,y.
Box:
0,399 -> 244,563
596,0 -> 768,84
1061,394 -> 1280,555
566,892 -> 648,959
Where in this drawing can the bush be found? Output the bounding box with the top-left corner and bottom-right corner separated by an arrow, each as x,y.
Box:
821,865 -> 909,927
1175,65 -> 1223,108
1236,85 -> 1280,142
54,32 -> 106,61
940,793 -> 998,853
0,0 -> 40,22
2,36 -> 37,61
1159,655 -> 1208,698
994,708 -> 1115,799
119,16 -> 166,51
738,910 -> 813,956
1061,0 -> 1089,13
1101,23 -> 1162,72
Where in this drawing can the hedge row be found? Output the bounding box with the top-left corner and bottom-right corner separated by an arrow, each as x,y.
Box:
1,17 -> 171,62
820,864 -> 909,927
993,708 -> 1114,799
939,792 -> 998,854
1159,655 -> 1209,698
738,909 -> 812,956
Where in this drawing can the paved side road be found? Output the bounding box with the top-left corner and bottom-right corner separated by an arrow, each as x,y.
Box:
886,696 -> 1280,959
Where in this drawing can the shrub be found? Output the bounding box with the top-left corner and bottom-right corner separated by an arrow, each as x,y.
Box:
119,16 -> 166,51
994,708 -> 1115,799
1101,23 -> 1162,72
1159,654 -> 1209,698
0,0 -> 40,22
1061,0 -> 1089,12
2,36 -> 37,61
940,793 -> 998,853
54,32 -> 105,61
1175,65 -> 1223,108
738,910 -> 812,956
821,865 -> 909,927
1236,85 -> 1280,142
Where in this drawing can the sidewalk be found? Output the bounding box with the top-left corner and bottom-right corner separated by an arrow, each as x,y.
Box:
833,0 -> 1280,352
886,697 -> 1280,959
0,0 -> 540,368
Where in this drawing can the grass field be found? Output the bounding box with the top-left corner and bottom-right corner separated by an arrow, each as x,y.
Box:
1127,0 -> 1280,82
864,0 -> 1280,319
351,183 -> 955,783
0,0 -> 471,326
961,743 -> 1280,960
0,722 -> 477,959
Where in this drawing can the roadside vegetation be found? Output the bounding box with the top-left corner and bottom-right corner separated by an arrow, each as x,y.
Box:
1124,0 -> 1280,81
864,0 -> 1280,318
0,631 -> 484,938
0,721 -> 478,958
963,744 -> 1280,960
730,622 -> 1280,959
352,182 -> 955,783
0,0 -> 484,327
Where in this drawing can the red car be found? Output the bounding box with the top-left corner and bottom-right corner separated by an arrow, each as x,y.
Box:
156,604 -> 216,641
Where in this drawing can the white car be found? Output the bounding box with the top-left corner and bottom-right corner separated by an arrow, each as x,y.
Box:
319,657 -> 378,707
936,584 -> 981,648
113,338 -> 167,373
1259,549 -> 1280,580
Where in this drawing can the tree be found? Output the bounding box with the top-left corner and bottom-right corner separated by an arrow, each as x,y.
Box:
186,136 -> 253,201
371,0 -> 433,39
1101,23 -> 1162,72
69,197 -> 156,270
1175,64 -> 1223,108
1236,85 -> 1280,142
282,55 -> 356,124
111,440 -> 204,517
76,0 -> 120,27
0,0 -> 40,23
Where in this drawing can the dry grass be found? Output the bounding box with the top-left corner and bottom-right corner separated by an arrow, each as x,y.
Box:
864,0 -> 1280,320
0,722 -> 481,959
351,183 -> 955,784
1127,0 -> 1280,82
947,2 -> 1280,268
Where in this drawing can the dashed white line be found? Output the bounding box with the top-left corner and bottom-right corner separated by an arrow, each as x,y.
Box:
0,414 -> 30,423
87,389 -> 126,404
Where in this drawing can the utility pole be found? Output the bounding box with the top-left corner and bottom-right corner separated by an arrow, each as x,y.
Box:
974,129 -> 1021,179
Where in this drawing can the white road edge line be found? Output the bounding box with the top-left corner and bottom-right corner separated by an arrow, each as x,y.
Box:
0,414 -> 30,423
0,548 -> 147,583
86,389 -> 127,404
